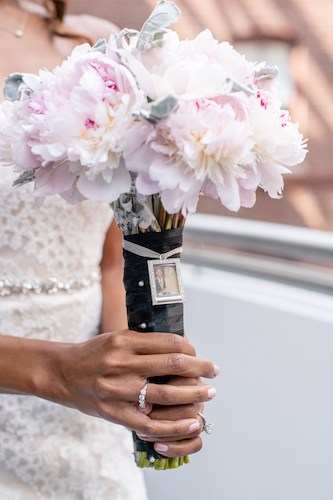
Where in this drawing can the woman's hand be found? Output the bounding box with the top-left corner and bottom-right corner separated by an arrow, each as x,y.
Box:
138,376 -> 209,458
0,331 -> 217,457
51,330 -> 218,450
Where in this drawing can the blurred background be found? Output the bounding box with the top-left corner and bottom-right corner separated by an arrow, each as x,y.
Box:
67,2 -> 333,499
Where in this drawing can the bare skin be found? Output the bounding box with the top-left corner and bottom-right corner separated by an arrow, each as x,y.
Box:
0,0 -> 219,458
0,0 -> 120,80
0,331 -> 218,457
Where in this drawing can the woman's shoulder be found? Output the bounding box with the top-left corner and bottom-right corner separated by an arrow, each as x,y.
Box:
64,14 -> 120,42
53,14 -> 119,57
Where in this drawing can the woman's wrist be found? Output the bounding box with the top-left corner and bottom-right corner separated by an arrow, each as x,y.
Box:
0,334 -> 72,404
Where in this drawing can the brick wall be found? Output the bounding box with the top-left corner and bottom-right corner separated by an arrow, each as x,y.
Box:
68,0 -> 333,230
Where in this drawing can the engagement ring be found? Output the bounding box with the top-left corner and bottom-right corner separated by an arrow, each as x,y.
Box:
138,380 -> 149,409
197,412 -> 214,434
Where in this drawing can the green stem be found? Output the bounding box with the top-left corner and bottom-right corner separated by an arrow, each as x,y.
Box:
138,452 -> 148,468
178,214 -> 186,228
158,204 -> 167,228
135,451 -> 189,470
169,457 -> 180,469
154,458 -> 167,470
165,213 -> 173,230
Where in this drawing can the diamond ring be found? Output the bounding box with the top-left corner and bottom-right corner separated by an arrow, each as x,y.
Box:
138,380 -> 149,409
197,412 -> 214,434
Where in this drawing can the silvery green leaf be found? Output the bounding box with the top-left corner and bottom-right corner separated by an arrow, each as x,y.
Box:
3,73 -> 31,101
137,0 -> 181,51
150,94 -> 179,120
153,30 -> 167,42
114,28 -> 139,49
140,201 -> 161,232
90,39 -> 107,53
226,78 -> 256,96
135,94 -> 179,123
110,176 -> 161,235
255,65 -> 279,80
115,48 -> 157,97
11,169 -> 35,190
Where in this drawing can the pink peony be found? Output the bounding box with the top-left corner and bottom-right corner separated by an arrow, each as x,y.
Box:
1,45 -> 143,203
125,96 -> 257,214
124,90 -> 307,214
116,29 -> 256,101
248,99 -> 307,198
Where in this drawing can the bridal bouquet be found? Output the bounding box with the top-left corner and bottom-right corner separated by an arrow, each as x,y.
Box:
0,0 -> 307,469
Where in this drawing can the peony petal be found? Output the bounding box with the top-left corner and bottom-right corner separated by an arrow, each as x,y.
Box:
258,161 -> 290,198
33,163 -> 76,199
239,168 -> 260,190
149,159 -> 188,190
161,184 -> 200,215
136,172 -> 160,195
124,122 -> 153,158
76,162 -> 131,202
124,134 -> 157,173
60,185 -> 86,204
216,173 -> 241,212
239,187 -> 256,208
202,180 -> 218,199
22,73 -> 44,93
14,140 -> 40,169
117,50 -> 157,99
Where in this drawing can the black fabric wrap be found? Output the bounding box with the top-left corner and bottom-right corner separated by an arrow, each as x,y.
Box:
123,228 -> 184,461
123,228 -> 184,336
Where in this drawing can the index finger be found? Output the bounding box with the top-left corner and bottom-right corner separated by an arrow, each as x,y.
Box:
131,353 -> 217,379
128,331 -> 196,356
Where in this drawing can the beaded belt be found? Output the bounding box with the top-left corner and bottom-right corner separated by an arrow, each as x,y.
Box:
0,270 -> 101,297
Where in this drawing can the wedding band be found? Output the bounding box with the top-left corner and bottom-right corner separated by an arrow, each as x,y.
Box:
138,380 -> 149,409
197,412 -> 214,434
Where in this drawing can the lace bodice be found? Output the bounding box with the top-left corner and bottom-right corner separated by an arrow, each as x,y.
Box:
0,164 -> 148,499
0,165 -> 112,280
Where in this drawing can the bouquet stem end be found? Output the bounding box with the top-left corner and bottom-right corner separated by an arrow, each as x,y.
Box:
135,451 -> 189,470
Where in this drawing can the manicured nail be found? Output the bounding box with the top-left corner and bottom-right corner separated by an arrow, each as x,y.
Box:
214,365 -> 221,376
207,387 -> 217,399
137,434 -> 148,440
154,443 -> 169,452
189,421 -> 200,433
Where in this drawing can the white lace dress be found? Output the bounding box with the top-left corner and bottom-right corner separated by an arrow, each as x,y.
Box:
0,165 -> 148,500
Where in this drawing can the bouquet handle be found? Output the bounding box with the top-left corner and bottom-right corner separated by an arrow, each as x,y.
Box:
123,228 -> 184,337
123,228 -> 186,468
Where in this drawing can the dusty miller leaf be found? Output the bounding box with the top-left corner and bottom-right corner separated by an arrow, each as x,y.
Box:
11,169 -> 35,190
90,39 -> 107,54
136,0 -> 181,51
135,94 -> 179,123
3,73 -> 31,102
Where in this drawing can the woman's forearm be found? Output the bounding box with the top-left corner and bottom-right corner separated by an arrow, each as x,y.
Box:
100,220 -> 128,333
0,334 -> 68,402
100,270 -> 128,332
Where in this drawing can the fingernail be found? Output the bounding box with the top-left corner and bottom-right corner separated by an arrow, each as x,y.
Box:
189,421 -> 200,433
137,434 -> 148,440
207,387 -> 217,399
154,443 -> 169,452
214,364 -> 221,376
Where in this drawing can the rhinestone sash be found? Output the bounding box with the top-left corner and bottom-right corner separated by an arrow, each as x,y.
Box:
0,270 -> 101,297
